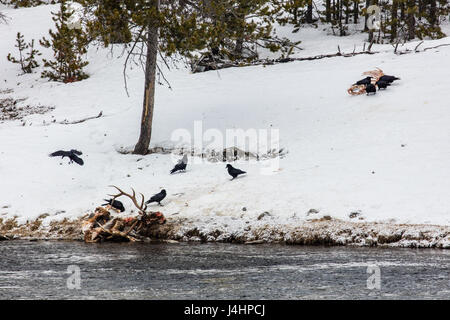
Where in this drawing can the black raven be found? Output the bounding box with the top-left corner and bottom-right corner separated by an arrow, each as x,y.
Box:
226,164 -> 246,180
102,199 -> 125,212
376,80 -> 390,90
146,189 -> 167,206
354,77 -> 372,86
170,154 -> 188,174
378,75 -> 400,83
49,149 -> 84,165
365,83 -> 377,95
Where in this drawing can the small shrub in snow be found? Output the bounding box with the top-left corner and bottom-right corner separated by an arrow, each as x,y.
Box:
0,12 -> 8,24
7,32 -> 41,74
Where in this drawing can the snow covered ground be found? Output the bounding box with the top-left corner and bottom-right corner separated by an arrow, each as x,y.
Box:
1,4 -> 450,236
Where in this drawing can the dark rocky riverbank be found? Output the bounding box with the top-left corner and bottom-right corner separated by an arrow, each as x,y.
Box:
1,216 -> 449,248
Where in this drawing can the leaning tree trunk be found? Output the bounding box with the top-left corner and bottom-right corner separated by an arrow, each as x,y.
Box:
133,3 -> 160,155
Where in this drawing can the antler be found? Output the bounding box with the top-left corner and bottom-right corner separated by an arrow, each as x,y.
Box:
362,67 -> 384,82
108,185 -> 147,214
347,84 -> 367,95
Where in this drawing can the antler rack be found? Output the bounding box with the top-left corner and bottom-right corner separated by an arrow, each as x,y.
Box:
348,67 -> 385,95
108,185 -> 147,215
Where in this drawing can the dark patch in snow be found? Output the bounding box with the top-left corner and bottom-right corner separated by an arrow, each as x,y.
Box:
257,211 -> 271,220
349,211 -> 362,219
0,97 -> 54,122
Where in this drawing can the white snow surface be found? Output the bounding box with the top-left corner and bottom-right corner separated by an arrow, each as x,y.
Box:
1,4 -> 450,229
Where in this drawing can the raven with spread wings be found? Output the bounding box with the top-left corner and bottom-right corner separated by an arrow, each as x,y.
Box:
49,149 -> 84,166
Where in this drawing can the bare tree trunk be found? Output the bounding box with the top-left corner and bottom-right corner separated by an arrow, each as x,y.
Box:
391,0 -> 398,42
345,0 -> 350,24
333,0 -> 337,20
429,0 -> 437,26
234,37 -> 243,57
400,1 -> 405,21
233,4 -> 246,58
133,2 -> 160,155
364,0 -> 370,31
339,0 -> 345,36
306,1 -> 313,23
353,0 -> 359,24
418,0 -> 424,21
407,0 -> 416,40
367,0 -> 374,41
293,5 -> 298,24
326,0 -> 331,22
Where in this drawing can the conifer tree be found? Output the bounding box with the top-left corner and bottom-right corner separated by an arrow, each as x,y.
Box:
78,0 -> 132,45
276,0 -> 311,32
40,1 -> 89,83
200,0 -> 287,60
7,32 -> 41,74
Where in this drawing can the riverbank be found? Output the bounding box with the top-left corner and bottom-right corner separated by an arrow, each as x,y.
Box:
1,216 -> 449,248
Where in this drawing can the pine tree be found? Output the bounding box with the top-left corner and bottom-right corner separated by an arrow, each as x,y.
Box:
40,1 -> 89,83
7,32 -> 41,74
277,0 -> 311,31
78,0 -> 132,45
201,0 -> 284,60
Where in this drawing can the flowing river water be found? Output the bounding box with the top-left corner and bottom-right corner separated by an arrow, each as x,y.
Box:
0,241 -> 448,299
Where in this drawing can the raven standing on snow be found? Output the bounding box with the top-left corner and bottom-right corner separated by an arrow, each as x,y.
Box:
49,149 -> 84,166
102,199 -> 125,212
146,189 -> 167,206
376,80 -> 390,90
170,154 -> 188,174
226,164 -> 246,180
378,75 -> 400,84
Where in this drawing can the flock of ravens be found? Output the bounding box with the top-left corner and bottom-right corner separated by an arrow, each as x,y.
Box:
49,150 -> 247,212
353,74 -> 400,95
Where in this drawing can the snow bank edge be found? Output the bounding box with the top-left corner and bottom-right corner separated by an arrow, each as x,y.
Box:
1,217 -> 449,249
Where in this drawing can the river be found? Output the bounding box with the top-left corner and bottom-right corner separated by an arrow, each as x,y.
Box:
0,241 -> 448,299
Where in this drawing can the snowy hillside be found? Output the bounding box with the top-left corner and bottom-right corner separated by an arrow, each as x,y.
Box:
1,4 -> 450,235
